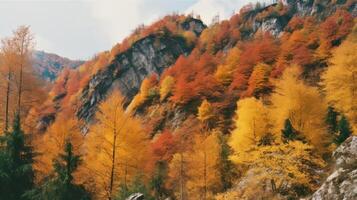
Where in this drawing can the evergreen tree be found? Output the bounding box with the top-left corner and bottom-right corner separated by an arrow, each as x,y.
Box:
0,114 -> 35,200
335,116 -> 352,145
326,106 -> 339,133
25,140 -> 90,200
150,161 -> 169,200
217,133 -> 237,191
281,119 -> 297,142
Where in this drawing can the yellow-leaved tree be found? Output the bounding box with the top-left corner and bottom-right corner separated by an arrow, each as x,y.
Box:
186,132 -> 221,200
271,66 -> 330,151
159,75 -> 175,101
229,97 -> 272,163
197,99 -> 214,123
245,62 -> 272,97
33,117 -> 84,181
214,47 -> 241,86
322,26 -> 357,133
84,91 -> 152,199
228,95 -> 326,198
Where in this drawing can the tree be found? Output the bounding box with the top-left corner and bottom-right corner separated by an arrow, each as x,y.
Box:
271,66 -> 330,151
0,114 -> 35,200
326,106 -> 339,134
149,161 -> 169,200
0,26 -> 45,131
244,63 -> 272,97
335,116 -> 352,145
159,75 -> 174,101
281,119 -> 299,142
25,141 -> 90,200
228,141 -> 326,199
10,26 -> 35,119
168,152 -> 189,200
127,74 -> 159,112
33,117 -> 84,180
229,97 -> 272,162
214,47 -> 241,86
197,99 -> 214,123
0,37 -> 16,132
186,133 -> 221,200
322,27 -> 357,133
84,91 -> 152,200
217,133 -> 237,191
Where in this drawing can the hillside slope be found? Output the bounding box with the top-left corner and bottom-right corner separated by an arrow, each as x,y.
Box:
28,1 -> 356,199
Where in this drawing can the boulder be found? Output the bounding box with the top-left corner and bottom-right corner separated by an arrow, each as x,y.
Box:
310,136 -> 357,200
126,193 -> 144,200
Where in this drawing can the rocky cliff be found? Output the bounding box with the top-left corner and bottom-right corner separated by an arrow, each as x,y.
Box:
310,136 -> 357,200
76,18 -> 206,123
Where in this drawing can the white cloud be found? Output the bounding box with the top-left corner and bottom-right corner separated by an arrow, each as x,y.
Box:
186,0 -> 272,25
89,0 -> 156,46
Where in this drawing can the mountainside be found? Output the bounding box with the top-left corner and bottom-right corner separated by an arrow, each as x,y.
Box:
77,32 -> 198,123
22,0 -> 357,199
32,50 -> 84,81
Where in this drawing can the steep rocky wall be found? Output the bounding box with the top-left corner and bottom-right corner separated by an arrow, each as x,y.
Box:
76,34 -> 191,122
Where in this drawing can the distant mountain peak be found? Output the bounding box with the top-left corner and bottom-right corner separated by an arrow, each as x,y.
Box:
32,50 -> 84,81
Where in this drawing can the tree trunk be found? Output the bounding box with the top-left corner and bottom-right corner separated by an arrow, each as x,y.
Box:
4,71 -> 11,132
109,131 -> 117,200
180,152 -> 184,200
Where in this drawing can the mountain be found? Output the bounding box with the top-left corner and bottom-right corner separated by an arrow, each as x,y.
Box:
32,50 -> 84,81
27,1 -> 356,199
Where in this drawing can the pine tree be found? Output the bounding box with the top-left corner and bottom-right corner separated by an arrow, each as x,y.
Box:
217,133 -> 237,191
150,161 -> 169,200
326,106 -> 339,134
281,119 -> 297,142
335,116 -> 352,145
0,114 -> 35,200
26,140 -> 90,200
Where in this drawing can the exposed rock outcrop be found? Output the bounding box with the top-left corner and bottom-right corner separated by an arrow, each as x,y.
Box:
76,18 -> 205,123
310,136 -> 357,200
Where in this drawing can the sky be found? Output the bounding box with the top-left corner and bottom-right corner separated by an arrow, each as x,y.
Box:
0,0 -> 268,60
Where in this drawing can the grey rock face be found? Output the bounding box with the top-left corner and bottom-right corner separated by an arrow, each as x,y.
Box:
76,18 -> 205,123
126,193 -> 144,200
310,136 -> 357,200
261,18 -> 285,37
77,34 -> 189,123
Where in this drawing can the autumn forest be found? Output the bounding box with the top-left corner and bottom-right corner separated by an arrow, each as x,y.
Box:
0,0 -> 356,200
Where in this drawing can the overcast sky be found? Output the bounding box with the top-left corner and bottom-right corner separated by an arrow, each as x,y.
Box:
0,0 -> 267,60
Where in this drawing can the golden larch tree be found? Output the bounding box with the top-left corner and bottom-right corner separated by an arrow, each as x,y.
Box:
186,132 -> 221,200
84,91 -> 152,200
229,97 -> 272,163
322,27 -> 357,133
271,66 -> 330,151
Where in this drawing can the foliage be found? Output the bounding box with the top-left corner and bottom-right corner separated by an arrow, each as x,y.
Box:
322,27 -> 357,133
335,116 -> 352,144
25,141 -> 90,200
0,114 -> 35,200
197,99 -> 214,123
159,75 -> 175,101
271,66 -> 330,152
84,91 -> 153,199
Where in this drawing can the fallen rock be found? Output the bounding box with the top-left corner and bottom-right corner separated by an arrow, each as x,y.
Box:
126,193 -> 144,200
